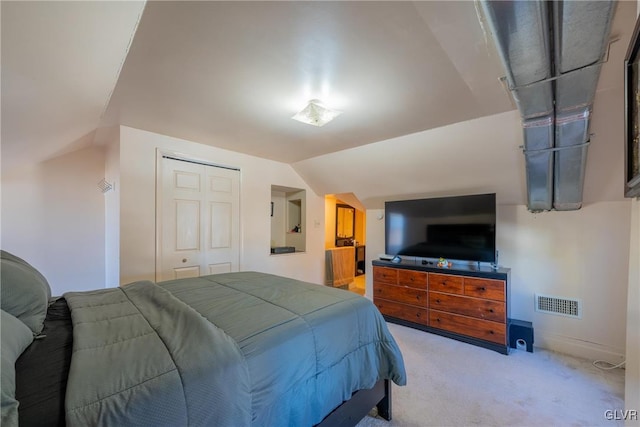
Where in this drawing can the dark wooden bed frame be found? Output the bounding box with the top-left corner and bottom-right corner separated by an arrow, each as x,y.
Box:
316,379 -> 392,427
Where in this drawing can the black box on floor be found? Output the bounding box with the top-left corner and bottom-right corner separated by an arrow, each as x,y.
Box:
509,319 -> 534,352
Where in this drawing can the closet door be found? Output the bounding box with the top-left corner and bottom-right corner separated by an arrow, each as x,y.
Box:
157,156 -> 240,281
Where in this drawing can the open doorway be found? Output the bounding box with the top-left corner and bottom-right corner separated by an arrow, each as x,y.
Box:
324,194 -> 366,296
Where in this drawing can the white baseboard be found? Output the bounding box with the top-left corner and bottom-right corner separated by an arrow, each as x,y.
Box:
535,331 -> 625,366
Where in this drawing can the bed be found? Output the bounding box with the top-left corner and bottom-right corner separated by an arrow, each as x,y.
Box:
0,250 -> 406,427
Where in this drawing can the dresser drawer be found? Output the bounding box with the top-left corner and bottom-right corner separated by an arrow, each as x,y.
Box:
429,273 -> 463,294
375,298 -> 429,326
374,283 -> 427,307
464,278 -> 505,301
373,267 -> 398,285
429,292 -> 505,323
429,310 -> 506,345
398,270 -> 427,289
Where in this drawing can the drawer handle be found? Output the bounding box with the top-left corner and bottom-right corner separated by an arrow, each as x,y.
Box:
489,330 -> 494,335
416,295 -> 421,300
489,309 -> 494,313
435,318 -> 441,323
435,299 -> 441,304
416,312 -> 421,318
479,287 -> 486,291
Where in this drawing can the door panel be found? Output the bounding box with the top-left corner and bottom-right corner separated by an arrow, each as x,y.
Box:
208,262 -> 232,275
209,201 -> 231,248
209,175 -> 232,192
176,200 -> 200,250
175,171 -> 201,191
174,266 -> 201,280
158,157 -> 239,282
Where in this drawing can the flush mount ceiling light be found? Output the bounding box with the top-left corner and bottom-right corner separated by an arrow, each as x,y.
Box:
292,99 -> 342,127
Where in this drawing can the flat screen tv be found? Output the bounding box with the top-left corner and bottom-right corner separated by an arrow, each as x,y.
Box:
385,193 -> 496,263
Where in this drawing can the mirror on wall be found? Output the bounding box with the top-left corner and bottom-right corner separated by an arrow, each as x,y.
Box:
335,204 -> 355,245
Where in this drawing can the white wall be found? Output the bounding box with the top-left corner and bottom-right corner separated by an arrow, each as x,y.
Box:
623,4 -> 639,419
270,191 -> 286,247
104,128 -> 121,288
294,110 -> 526,207
364,208 -> 386,281
627,198 -> 640,421
1,146 -> 106,295
366,201 -> 631,362
499,202 -> 631,362
284,190 -> 306,251
118,126 -> 325,285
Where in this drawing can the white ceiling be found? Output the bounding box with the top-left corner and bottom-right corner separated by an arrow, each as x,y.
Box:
2,1 -> 512,166
101,1 -> 514,164
1,1 -> 635,206
1,1 -> 146,169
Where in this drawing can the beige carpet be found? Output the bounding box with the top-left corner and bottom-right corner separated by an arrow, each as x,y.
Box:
357,323 -> 625,427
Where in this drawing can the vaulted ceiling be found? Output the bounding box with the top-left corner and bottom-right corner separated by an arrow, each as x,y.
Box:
2,1 -> 512,165
2,1 -> 635,206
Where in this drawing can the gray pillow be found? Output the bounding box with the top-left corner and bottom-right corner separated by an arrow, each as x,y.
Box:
1,309 -> 34,427
0,250 -> 51,334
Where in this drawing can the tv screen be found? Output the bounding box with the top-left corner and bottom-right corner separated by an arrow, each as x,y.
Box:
385,193 -> 496,263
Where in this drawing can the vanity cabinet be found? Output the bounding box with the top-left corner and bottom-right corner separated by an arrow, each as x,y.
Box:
372,261 -> 511,354
355,245 -> 366,276
326,247 -> 355,287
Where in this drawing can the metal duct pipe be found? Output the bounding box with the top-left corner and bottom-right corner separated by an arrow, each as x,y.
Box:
479,0 -> 617,212
522,117 -> 554,211
479,1 -> 554,119
552,1 -> 616,210
480,0 -> 555,211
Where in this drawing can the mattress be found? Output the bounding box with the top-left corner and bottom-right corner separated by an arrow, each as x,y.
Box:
13,272 -> 406,426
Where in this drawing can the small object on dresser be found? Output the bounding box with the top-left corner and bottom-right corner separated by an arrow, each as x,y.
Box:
437,257 -> 448,267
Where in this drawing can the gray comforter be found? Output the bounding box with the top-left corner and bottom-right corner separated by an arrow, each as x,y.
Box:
63,272 -> 406,426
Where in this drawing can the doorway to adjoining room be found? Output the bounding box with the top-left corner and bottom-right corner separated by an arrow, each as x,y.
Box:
324,193 -> 366,296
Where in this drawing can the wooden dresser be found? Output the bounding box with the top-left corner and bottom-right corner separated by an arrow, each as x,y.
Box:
372,260 -> 511,354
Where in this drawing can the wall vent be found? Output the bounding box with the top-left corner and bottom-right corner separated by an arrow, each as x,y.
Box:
535,293 -> 582,319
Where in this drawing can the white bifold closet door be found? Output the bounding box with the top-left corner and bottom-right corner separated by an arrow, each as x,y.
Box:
157,156 -> 240,282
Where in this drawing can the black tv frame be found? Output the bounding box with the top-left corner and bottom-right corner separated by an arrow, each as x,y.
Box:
384,193 -> 497,264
